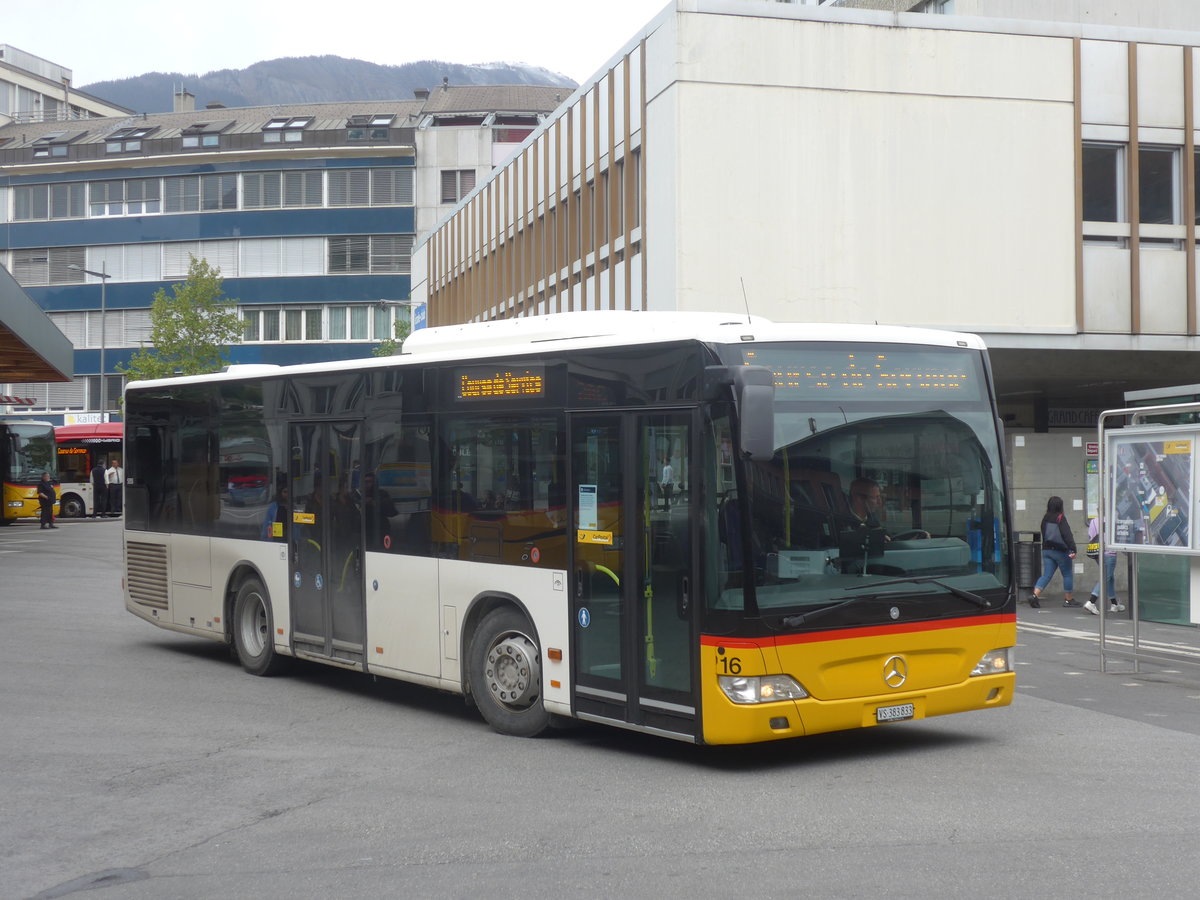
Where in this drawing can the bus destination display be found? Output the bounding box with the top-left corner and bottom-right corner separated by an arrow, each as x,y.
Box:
736,346 -> 984,402
456,366 -> 546,400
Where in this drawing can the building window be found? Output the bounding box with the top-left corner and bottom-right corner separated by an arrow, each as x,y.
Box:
325,303 -> 398,342
324,304 -> 396,342
31,130 -> 84,158
369,235 -> 414,273
164,176 -> 201,213
328,170 -> 371,206
162,175 -> 233,212
328,236 -> 370,273
11,246 -> 85,286
283,308 -> 322,341
915,0 -> 955,12
328,235 -> 413,274
90,180 -> 125,217
243,172 -> 283,209
1139,145 -> 1178,225
105,126 -> 156,153
441,169 -> 477,203
262,310 -> 280,341
370,168 -> 414,205
242,310 -> 260,341
201,174 -> 238,210
283,171 -> 323,207
126,179 -> 161,214
241,309 -> 282,342
263,116 -> 312,144
181,133 -> 220,149
181,121 -> 230,149
14,183 -> 85,221
90,179 -> 160,217
1082,143 -> 1124,223
347,114 -> 394,141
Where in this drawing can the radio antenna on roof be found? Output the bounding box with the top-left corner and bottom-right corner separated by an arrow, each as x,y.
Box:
739,277 -> 752,325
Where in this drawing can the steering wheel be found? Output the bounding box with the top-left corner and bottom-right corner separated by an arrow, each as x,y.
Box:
893,529 -> 932,541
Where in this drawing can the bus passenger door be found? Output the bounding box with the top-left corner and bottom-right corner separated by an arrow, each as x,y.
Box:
288,421 -> 366,667
569,411 -> 697,739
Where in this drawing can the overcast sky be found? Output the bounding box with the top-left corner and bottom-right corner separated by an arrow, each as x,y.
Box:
4,0 -> 670,87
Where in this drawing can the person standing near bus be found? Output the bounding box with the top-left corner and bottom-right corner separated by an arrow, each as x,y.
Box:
660,456 -> 675,510
1030,495 -> 1076,609
106,457 -> 124,517
37,472 -> 57,529
1085,516 -> 1125,615
90,457 -> 108,518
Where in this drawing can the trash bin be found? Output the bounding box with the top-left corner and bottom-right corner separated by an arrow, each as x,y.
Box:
1015,531 -> 1042,591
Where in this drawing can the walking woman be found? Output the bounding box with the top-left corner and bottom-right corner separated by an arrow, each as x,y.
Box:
1031,496 -> 1076,608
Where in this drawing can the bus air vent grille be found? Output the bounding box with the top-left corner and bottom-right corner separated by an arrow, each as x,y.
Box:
126,541 -> 169,610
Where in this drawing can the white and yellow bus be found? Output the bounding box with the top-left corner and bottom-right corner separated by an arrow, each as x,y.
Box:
122,312 -> 1015,744
1,419 -> 58,524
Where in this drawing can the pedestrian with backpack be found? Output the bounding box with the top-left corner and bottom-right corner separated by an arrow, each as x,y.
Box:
1030,496 -> 1078,609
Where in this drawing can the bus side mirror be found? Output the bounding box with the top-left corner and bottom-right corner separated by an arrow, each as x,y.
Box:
732,366 -> 775,461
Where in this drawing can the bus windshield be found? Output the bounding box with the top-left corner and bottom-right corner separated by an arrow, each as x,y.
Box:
716,343 -> 1008,621
6,423 -> 57,484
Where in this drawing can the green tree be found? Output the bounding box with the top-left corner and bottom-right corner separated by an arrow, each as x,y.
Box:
372,316 -> 413,357
118,256 -> 242,382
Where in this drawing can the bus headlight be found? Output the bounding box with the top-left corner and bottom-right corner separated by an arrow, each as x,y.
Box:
970,648 -> 1012,677
718,675 -> 809,704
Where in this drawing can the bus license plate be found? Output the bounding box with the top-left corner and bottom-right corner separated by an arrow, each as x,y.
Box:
876,703 -> 915,723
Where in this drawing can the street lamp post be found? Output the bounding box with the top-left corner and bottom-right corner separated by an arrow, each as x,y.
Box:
67,263 -> 111,417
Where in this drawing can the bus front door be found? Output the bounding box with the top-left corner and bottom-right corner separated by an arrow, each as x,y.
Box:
288,421 -> 366,667
569,411 -> 697,739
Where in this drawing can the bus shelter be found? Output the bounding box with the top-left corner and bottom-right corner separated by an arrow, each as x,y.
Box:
1097,402 -> 1200,673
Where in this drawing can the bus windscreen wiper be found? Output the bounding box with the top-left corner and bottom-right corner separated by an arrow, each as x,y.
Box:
858,576 -> 992,609
780,577 -> 992,628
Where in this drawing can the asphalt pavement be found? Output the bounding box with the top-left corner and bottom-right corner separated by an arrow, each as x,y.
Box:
5,516 -> 1200,899
1014,584 -> 1200,736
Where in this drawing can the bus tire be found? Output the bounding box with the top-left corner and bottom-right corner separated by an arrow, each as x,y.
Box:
60,494 -> 85,518
232,577 -> 287,677
469,606 -> 550,737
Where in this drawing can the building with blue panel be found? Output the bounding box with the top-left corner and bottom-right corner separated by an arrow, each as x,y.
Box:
0,69 -> 568,421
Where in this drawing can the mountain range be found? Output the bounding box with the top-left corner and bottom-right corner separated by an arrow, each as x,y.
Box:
80,56 -> 577,114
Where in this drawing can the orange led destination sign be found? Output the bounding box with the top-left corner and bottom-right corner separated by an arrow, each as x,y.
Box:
456,365 -> 546,400
739,347 -> 983,401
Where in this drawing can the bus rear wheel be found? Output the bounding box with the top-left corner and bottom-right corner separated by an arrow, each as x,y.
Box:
232,577 -> 287,676
60,494 -> 85,518
469,607 -> 550,737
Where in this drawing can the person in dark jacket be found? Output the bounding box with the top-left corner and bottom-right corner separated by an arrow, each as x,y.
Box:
37,472 -> 57,529
90,458 -> 108,518
1031,495 -> 1077,610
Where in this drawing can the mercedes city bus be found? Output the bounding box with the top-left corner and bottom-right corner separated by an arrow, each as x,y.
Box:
122,312 -> 1015,744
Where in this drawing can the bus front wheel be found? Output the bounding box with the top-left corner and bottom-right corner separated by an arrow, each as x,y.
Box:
60,494 -> 85,518
233,577 -> 287,677
469,607 -> 550,737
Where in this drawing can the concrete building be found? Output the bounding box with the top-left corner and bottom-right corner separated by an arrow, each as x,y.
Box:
0,44 -> 131,124
410,0 -> 1200,619
0,61 -> 567,419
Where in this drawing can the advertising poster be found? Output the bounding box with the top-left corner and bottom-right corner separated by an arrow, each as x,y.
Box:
1109,438 -> 1192,549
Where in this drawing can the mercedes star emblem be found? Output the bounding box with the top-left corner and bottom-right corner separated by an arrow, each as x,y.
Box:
883,655 -> 908,688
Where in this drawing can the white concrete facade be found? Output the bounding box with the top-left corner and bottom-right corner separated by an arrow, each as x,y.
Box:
0,45 -> 130,125
412,1 -> 1200,390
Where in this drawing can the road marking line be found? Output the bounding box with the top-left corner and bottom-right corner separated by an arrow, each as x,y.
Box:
1020,621 -> 1200,661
